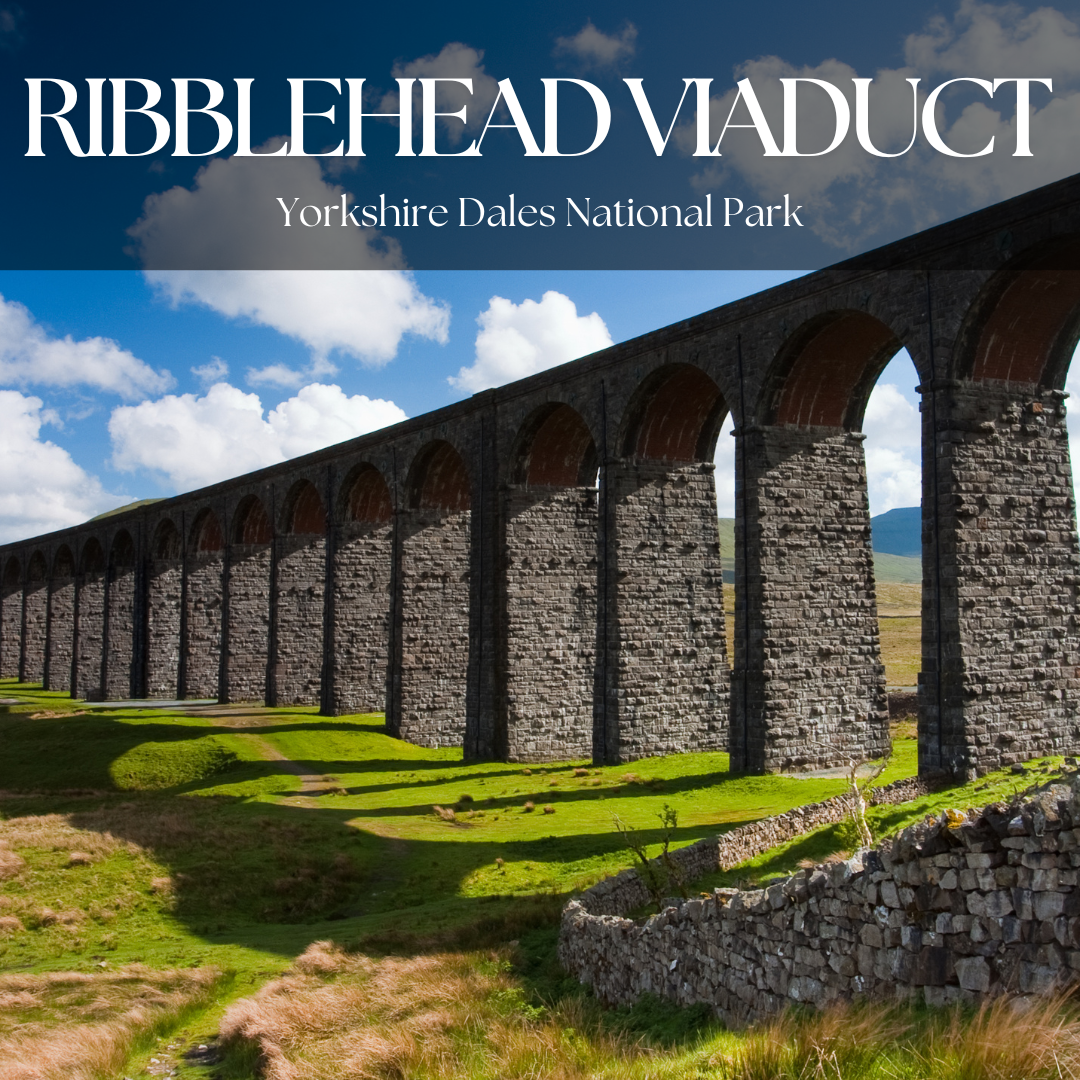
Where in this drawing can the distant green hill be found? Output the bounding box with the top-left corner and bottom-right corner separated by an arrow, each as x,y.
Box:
870,506 -> 921,558
89,498 -> 164,521
718,518 -> 920,584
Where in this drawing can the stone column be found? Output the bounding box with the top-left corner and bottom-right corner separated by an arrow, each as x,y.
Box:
920,382 -> 1080,778
20,562 -> 47,684
223,542 -> 271,703
387,507 -> 471,748
44,556 -> 75,692
75,550 -> 106,701
104,550 -> 137,700
730,426 -> 888,773
184,550 -> 223,699
146,555 -> 183,698
0,563 -> 20,679
497,484 -> 597,762
595,458 -> 728,764
331,518 -> 392,715
273,532 -> 325,706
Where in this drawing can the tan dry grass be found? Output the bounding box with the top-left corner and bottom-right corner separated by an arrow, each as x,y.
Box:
220,941 -> 640,1080
0,965 -> 222,1080
712,994 -> 1080,1080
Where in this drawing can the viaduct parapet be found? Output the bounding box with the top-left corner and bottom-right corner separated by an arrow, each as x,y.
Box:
4,175 -> 1080,779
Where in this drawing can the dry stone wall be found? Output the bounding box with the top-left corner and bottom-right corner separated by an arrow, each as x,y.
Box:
561,777 -> 1080,1022
597,460 -> 728,763
502,485 -> 597,762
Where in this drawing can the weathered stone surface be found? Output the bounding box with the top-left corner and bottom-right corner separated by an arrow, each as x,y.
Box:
184,553 -> 223,699
559,779 -> 1080,1023
502,485 -> 597,762
331,521 -> 392,715
597,460 -> 728,763
44,570 -> 74,692
388,509 -> 470,748
732,428 -> 888,773
224,545 -> 270,703
1,176 -> 1078,776
273,535 -> 325,706
146,560 -> 182,699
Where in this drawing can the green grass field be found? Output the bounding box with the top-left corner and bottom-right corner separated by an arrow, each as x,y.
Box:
0,678 -> 1068,1078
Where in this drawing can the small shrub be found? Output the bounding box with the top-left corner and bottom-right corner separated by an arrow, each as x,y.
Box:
66,851 -> 93,867
432,805 -> 457,822
523,802 -> 535,813
573,768 -> 589,777
542,805 -> 555,815
457,793 -> 474,804
521,768 -> 532,775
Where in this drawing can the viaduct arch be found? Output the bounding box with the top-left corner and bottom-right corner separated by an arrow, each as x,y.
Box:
4,175 -> 1080,780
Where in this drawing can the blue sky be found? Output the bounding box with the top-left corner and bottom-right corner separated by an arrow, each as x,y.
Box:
0,267 -> 933,542
2,0 -> 1078,541
4,0 -> 1079,269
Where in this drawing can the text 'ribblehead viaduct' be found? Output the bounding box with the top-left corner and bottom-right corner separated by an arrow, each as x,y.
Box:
4,175 -> 1080,781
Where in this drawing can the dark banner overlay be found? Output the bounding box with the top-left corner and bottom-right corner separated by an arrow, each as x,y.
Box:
4,0 -> 1078,270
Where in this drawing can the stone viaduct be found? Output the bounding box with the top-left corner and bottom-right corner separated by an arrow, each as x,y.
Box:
3,175 -> 1080,780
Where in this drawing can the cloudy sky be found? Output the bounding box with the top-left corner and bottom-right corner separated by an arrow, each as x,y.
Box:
0,264 -> 1039,544
5,0 -> 1080,269
2,0 -> 1079,541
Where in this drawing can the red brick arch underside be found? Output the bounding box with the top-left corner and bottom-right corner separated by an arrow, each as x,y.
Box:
623,364 -> 726,462
968,241 -> 1080,387
513,403 -> 598,486
768,312 -> 901,429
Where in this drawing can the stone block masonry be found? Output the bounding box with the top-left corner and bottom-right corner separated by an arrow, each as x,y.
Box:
44,571 -> 74,693
104,563 -> 136,700
501,485 -> 598,762
74,565 -> 105,700
560,776 -> 1080,1022
223,546 -> 271,703
331,521 -> 392,715
388,509 -> 471,748
183,553 -> 222,699
273,535 -> 325,706
732,428 -> 889,772
3,175 -> 1080,776
20,577 -> 47,685
146,559 -> 182,699
0,567 -> 20,679
596,460 -> 728,764
921,384 -> 1080,778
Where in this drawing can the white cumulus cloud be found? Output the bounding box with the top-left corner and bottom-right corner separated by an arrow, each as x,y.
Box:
128,142 -> 406,270
0,294 -> 172,399
450,291 -> 613,393
0,391 -> 127,542
554,21 -> 637,69
145,270 -> 450,369
682,1 -> 1080,250
108,382 -> 406,492
863,381 -> 923,514
382,43 -> 501,144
